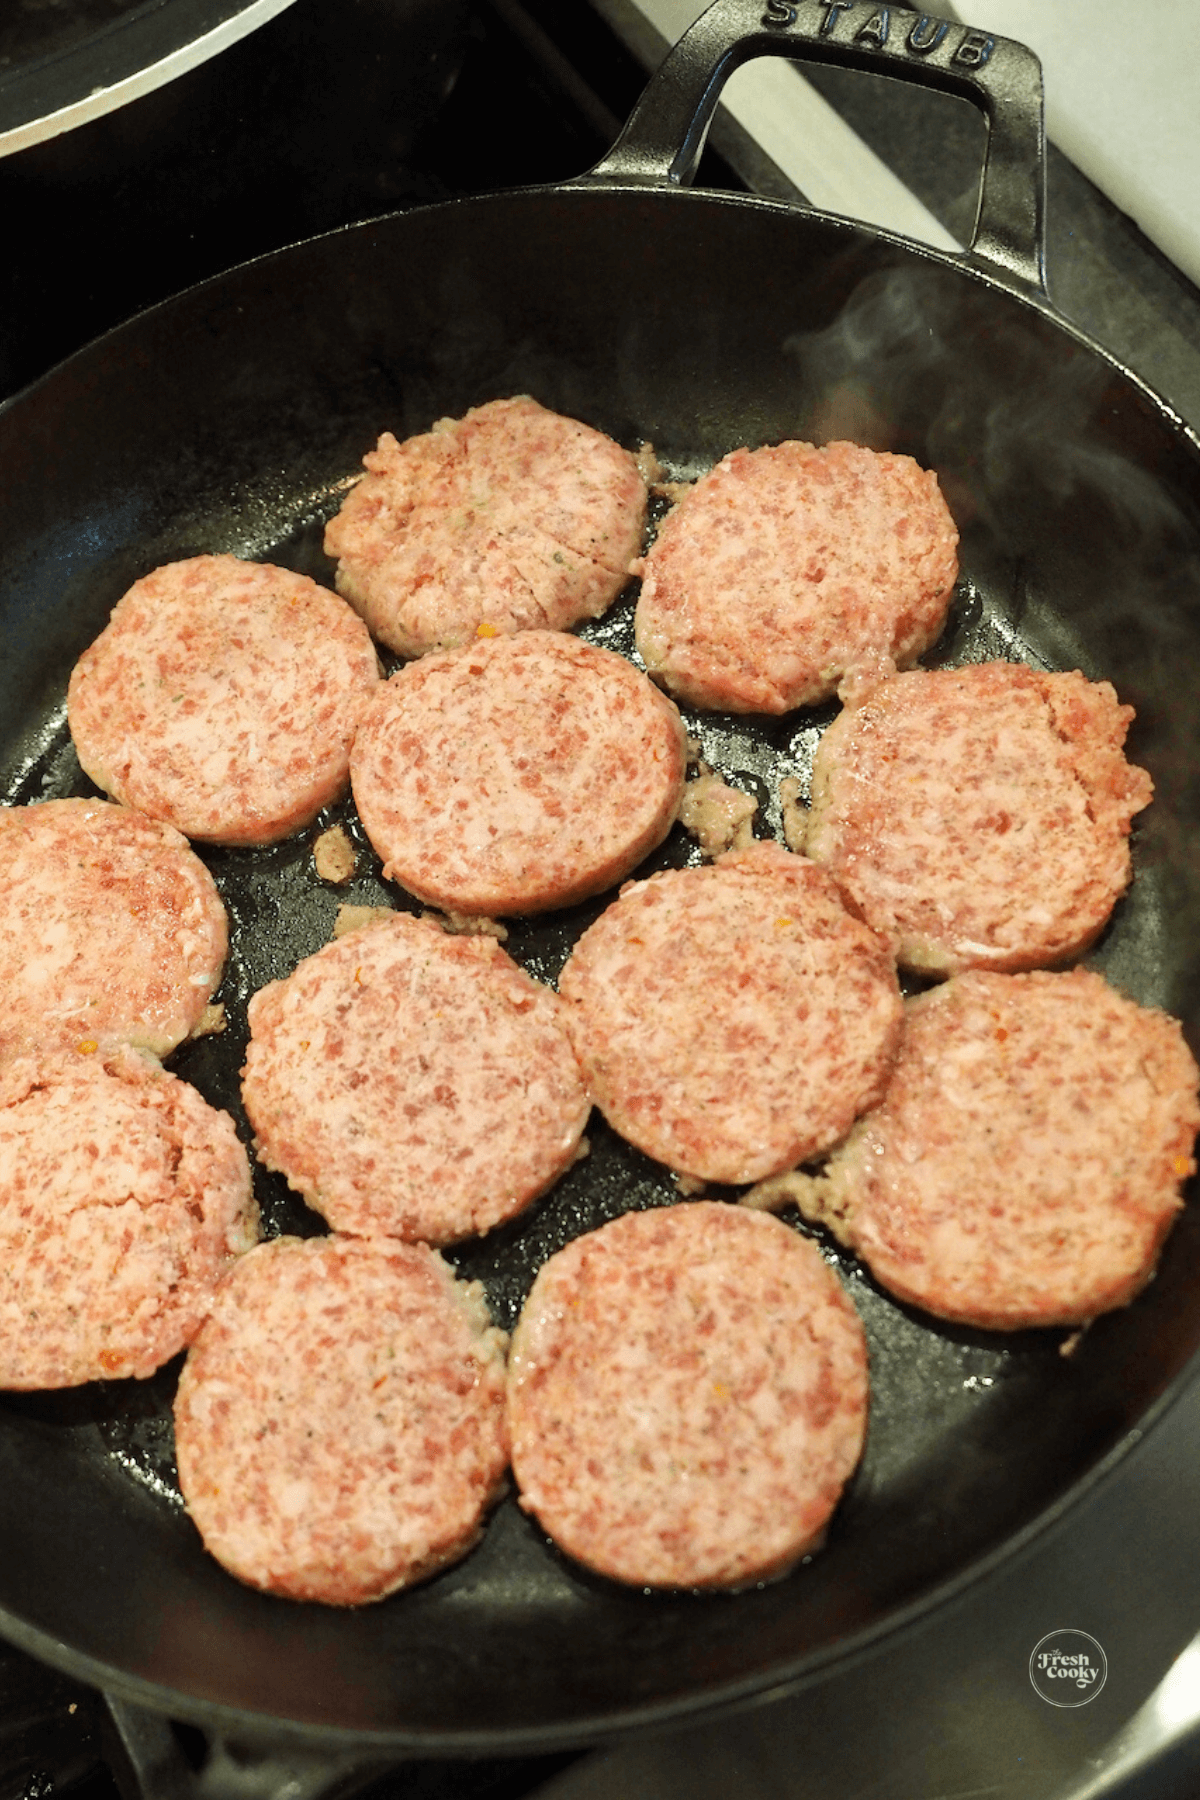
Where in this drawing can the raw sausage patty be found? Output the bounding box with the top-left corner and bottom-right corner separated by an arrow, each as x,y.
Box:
0,798 -> 227,1065
324,396 -> 647,658
241,912 -> 591,1244
634,439 -> 958,713
558,842 -> 903,1185
0,1047 -> 258,1389
68,555 -> 380,845
794,969 -> 1200,1331
350,630 -> 688,916
507,1201 -> 869,1590
174,1235 -> 510,1605
802,663 -> 1153,973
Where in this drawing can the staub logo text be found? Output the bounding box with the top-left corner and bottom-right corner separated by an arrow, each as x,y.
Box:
762,1 -> 995,68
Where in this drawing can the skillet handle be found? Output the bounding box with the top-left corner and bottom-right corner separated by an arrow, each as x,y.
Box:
582,0 -> 1046,296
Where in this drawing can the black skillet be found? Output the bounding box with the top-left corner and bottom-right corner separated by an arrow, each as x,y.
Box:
3,0 -> 1200,1767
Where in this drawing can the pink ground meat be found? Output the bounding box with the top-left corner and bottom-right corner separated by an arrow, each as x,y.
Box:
508,1201 -> 869,1590
174,1234 -> 510,1605
67,555 -> 380,846
796,969 -> 1200,1331
803,662 -> 1154,974
324,397 -> 647,657
350,630 -> 687,916
558,841 -> 902,1185
0,798 -> 227,1065
241,912 -> 591,1245
634,438 -> 958,713
0,1047 -> 258,1389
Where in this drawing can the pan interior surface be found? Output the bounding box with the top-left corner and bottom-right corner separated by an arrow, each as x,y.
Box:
2,186 -> 1200,1747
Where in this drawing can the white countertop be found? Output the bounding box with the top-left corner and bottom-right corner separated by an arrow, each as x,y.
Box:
957,0 -> 1200,291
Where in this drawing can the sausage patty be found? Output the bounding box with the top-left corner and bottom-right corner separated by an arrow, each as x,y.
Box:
0,1047 -> 258,1389
795,969 -> 1200,1331
802,663 -> 1154,973
67,555 -> 380,845
241,912 -> 591,1244
174,1234 -> 510,1605
323,397 -> 647,658
350,630 -> 688,916
558,842 -> 903,1185
507,1201 -> 869,1590
634,439 -> 958,713
0,798 -> 227,1065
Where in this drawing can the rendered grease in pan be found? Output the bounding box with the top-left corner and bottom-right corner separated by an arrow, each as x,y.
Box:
0,447 -> 1172,1618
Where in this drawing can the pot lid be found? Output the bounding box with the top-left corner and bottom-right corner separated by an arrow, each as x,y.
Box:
0,0 -> 295,157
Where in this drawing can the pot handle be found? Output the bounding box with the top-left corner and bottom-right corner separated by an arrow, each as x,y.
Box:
582,0 -> 1047,296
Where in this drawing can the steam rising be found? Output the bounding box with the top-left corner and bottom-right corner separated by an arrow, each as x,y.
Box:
785,262 -> 1200,1021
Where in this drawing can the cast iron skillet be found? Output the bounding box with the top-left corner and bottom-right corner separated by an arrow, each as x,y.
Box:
2,0 -> 1200,1763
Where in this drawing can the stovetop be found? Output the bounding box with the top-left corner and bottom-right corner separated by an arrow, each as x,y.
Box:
4,5 -> 1200,1799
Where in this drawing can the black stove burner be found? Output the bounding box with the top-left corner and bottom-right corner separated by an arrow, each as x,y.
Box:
0,1632 -> 579,1800
0,1639 -> 110,1800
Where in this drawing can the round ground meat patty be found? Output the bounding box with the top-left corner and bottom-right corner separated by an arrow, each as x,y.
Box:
174,1234 -> 510,1605
633,438 -> 958,713
0,1047 -> 258,1389
507,1201 -> 869,1590
802,663 -> 1154,974
67,555 -> 380,845
558,841 -> 903,1185
350,631 -> 688,916
0,799 -> 227,1065
323,396 -> 647,658
794,969 -> 1200,1331
241,912 -> 591,1244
